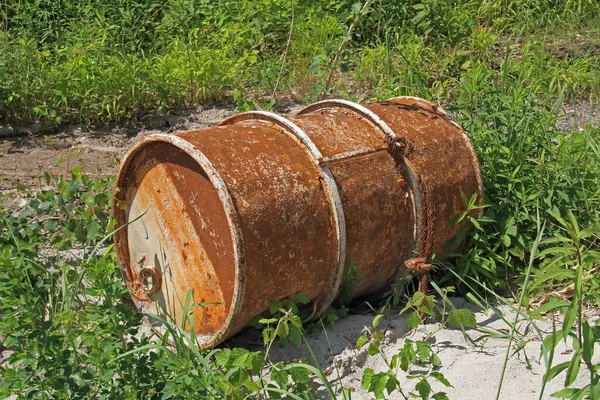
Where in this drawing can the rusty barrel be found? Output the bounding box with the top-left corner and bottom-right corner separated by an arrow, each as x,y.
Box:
113,97 -> 483,347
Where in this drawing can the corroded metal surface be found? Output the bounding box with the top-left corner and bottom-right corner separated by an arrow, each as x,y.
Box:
178,122 -> 338,337
291,105 -> 415,298
113,135 -> 245,347
219,112 -> 347,320
113,97 -> 483,347
364,97 -> 484,257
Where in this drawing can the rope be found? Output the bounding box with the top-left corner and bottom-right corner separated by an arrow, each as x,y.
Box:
390,138 -> 435,317
406,177 -> 434,296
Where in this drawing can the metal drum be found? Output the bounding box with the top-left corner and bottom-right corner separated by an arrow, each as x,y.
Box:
112,97 -> 483,347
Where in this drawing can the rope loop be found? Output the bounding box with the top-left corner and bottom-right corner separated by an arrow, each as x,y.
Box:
389,137 -> 415,158
404,257 -> 432,276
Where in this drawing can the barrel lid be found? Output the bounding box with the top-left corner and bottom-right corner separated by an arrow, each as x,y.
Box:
112,134 -> 244,347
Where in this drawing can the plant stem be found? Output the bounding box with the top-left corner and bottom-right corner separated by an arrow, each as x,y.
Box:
321,0 -> 375,99
495,214 -> 545,400
575,246 -> 583,345
271,0 -> 294,100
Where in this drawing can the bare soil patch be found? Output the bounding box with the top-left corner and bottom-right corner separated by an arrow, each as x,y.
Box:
0,105 -> 238,190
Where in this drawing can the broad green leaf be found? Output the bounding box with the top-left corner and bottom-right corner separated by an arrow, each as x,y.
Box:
85,219 -> 101,240
551,387 -> 587,399
416,340 -> 431,361
529,269 -> 574,292
430,372 -> 452,387
269,301 -> 281,315
400,340 -> 415,372
416,378 -> 431,399
214,349 -> 230,366
372,314 -> 383,328
271,368 -> 288,389
293,292 -> 310,305
469,216 -> 483,231
288,326 -> 302,347
262,327 -> 274,345
447,308 -> 476,329
544,361 -> 569,382
566,211 -> 580,237
411,291 -> 425,308
580,226 -> 600,238
289,314 -> 302,329
582,320 -> 595,363
161,382 -> 177,399
538,246 -> 577,259
368,341 -> 380,356
529,296 -> 570,320
385,373 -> 398,395
71,164 -> 82,179
43,219 -> 59,232
75,221 -> 87,243
361,368 -> 374,390
276,320 -> 289,338
356,335 -> 368,351
431,352 -> 442,367
250,354 -> 265,375
290,365 -> 310,383
562,304 -> 577,339
407,311 -> 421,330
505,217 -> 517,236
564,349 -> 582,387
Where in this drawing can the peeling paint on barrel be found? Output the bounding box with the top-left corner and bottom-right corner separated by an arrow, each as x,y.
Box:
112,97 -> 483,347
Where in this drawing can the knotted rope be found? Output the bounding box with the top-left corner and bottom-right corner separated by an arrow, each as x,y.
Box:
389,137 -> 435,309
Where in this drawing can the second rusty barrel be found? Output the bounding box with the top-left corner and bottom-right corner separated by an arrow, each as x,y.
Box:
112,97 -> 483,347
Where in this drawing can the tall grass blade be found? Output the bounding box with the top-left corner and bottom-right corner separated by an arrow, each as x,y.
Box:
496,211 -> 546,400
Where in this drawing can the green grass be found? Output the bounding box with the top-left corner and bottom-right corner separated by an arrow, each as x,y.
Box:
1,1 -> 600,399
1,0 -> 600,125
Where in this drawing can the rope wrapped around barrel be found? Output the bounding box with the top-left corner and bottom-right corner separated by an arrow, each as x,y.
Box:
389,137 -> 434,315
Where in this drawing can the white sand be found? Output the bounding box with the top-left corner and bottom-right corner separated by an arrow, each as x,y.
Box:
253,298 -> 599,399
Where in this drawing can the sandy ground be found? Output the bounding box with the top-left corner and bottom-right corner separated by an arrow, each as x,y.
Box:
0,105 -> 238,191
3,292 -> 596,399
238,299 -> 599,400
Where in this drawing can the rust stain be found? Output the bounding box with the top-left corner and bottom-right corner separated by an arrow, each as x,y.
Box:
365,97 -> 484,257
290,107 -> 416,297
180,122 -> 337,335
129,153 -> 227,333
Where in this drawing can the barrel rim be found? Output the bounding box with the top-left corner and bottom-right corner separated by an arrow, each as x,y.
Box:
220,111 -> 347,320
112,133 -> 246,348
296,99 -> 399,143
221,111 -> 325,162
